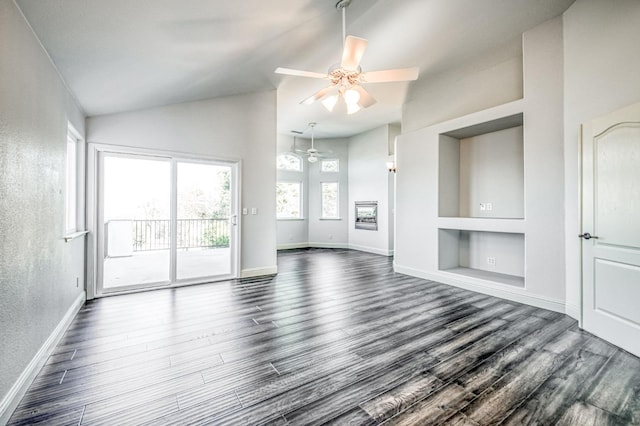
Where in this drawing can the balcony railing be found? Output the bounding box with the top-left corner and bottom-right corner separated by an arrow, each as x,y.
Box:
107,219 -> 230,253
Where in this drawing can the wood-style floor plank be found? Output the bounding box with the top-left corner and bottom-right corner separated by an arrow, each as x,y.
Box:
555,401 -> 622,426
584,349 -> 640,424
501,349 -> 609,425
7,248 -> 640,425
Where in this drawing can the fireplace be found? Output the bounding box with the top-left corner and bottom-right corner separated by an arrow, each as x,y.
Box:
354,201 -> 378,230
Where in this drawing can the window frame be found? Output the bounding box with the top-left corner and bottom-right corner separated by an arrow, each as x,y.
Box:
276,152 -> 303,172
276,180 -> 304,220
65,125 -> 81,234
320,181 -> 340,220
320,158 -> 339,173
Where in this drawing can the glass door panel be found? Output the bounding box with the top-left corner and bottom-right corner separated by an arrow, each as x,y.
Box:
102,155 -> 171,289
176,162 -> 232,280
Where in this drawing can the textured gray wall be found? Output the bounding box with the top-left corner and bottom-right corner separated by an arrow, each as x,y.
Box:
0,0 -> 85,407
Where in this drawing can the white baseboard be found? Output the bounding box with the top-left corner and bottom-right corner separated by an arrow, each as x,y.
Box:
276,243 -> 309,250
277,243 -> 350,251
276,242 -> 394,257
307,242 -> 349,249
0,291 -> 86,424
348,244 -> 394,257
565,303 -> 581,324
240,266 -> 278,278
393,264 -> 566,313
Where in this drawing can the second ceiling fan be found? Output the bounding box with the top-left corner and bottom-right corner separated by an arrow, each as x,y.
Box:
275,0 -> 419,114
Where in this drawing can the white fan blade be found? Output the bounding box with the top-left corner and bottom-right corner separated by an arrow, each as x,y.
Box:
275,67 -> 328,79
301,86 -> 338,105
361,67 -> 419,83
341,36 -> 368,71
353,85 -> 377,108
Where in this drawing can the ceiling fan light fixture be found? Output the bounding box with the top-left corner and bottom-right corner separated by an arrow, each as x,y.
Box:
347,102 -> 361,115
308,155 -> 318,163
344,88 -> 360,105
322,95 -> 339,112
275,0 -> 418,115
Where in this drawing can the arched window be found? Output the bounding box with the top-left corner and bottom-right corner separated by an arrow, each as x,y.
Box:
277,153 -> 302,171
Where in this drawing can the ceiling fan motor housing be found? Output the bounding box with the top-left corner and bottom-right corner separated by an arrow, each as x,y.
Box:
336,0 -> 353,10
329,64 -> 362,90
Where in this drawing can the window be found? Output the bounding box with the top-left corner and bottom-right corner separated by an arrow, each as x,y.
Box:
321,182 -> 339,219
276,182 -> 302,219
321,159 -> 339,173
277,153 -> 302,171
65,128 -> 78,233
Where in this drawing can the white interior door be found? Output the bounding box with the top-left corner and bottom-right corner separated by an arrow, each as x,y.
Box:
581,101 -> 640,357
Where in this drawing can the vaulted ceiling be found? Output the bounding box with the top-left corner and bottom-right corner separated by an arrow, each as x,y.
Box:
16,0 -> 575,138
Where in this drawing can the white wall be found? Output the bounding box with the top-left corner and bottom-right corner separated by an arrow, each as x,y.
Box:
308,138 -> 349,247
395,16 -> 565,311
521,16 -> 566,305
277,135 -> 349,249
348,125 -> 396,256
388,123 -> 400,251
459,126 -> 524,219
0,0 -> 86,419
403,39 -> 523,133
87,91 -> 277,278
276,134 -> 308,249
563,0 -> 640,319
276,129 -> 398,254
459,231 -> 525,277
275,135 -> 349,249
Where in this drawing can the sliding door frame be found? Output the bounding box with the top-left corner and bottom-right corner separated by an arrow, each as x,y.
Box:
86,143 -> 241,299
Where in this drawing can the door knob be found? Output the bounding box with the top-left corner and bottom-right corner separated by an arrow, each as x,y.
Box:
578,232 -> 598,240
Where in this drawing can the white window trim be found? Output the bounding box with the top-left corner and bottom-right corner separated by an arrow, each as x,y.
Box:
276,180 -> 304,220
85,143 -> 242,299
320,181 -> 340,220
320,158 -> 339,173
64,124 -> 83,236
277,152 -> 304,172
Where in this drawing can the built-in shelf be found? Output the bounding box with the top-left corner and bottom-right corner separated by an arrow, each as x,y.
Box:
440,267 -> 525,288
438,229 -> 525,288
435,106 -> 526,290
437,217 -> 525,234
439,113 -> 524,220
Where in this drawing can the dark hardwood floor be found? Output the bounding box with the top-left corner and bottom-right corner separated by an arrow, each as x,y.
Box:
8,248 -> 640,425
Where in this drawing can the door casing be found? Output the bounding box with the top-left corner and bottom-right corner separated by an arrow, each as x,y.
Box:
86,143 -> 241,299
580,101 -> 640,357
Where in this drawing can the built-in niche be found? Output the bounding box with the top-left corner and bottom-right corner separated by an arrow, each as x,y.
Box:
439,113 -> 524,219
355,201 -> 378,230
438,228 -> 525,288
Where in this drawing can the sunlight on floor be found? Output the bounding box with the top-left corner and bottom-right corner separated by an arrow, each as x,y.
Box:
103,248 -> 230,288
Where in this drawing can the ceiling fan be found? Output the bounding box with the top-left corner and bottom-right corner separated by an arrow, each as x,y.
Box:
294,122 -> 328,163
275,0 -> 419,114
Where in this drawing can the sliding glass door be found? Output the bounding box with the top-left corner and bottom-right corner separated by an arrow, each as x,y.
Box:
176,161 -> 232,280
101,154 -> 171,289
96,150 -> 238,295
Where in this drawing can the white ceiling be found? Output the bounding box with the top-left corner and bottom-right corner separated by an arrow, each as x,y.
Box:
15,0 -> 575,138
